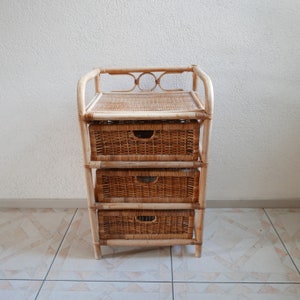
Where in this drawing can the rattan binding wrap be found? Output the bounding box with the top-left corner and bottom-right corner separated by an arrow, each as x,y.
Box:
95,169 -> 200,203
98,209 -> 195,240
89,120 -> 200,161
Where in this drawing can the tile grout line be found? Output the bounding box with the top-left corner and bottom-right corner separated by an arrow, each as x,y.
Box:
3,278 -> 300,284
172,280 -> 300,285
170,246 -> 175,300
34,279 -> 173,283
263,208 -> 300,275
34,208 -> 79,300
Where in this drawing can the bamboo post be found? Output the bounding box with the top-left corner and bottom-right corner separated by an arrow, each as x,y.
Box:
77,68 -> 101,118
192,66 -> 214,116
84,168 -> 101,259
192,65 -> 214,257
77,68 -> 102,259
192,65 -> 198,91
94,73 -> 100,93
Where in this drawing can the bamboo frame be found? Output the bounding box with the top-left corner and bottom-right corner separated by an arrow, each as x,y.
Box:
85,110 -> 207,121
91,203 -> 201,210
86,161 -> 205,169
193,65 -> 214,257
100,239 -> 198,247
77,65 -> 213,258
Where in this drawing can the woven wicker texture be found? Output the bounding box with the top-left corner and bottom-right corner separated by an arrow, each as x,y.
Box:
95,169 -> 200,203
88,92 -> 203,113
98,209 -> 195,240
89,120 -> 200,161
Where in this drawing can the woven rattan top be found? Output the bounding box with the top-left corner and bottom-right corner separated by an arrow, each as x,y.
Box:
85,91 -> 206,121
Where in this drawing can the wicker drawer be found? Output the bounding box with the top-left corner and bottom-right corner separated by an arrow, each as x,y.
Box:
98,209 -> 195,240
89,120 -> 200,161
95,169 -> 200,203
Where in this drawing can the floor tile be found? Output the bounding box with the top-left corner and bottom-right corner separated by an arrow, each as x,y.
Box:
47,209 -> 172,281
266,209 -> 300,272
172,209 -> 300,282
37,281 -> 173,300
0,208 -> 76,280
0,280 -> 42,300
174,283 -> 300,300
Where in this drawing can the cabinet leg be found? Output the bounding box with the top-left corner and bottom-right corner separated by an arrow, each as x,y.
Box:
195,244 -> 202,258
94,244 -> 102,259
195,208 -> 204,258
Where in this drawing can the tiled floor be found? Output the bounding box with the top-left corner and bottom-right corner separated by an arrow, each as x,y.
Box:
0,208 -> 300,299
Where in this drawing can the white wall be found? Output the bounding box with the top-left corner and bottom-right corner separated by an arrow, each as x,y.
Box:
1,0 -> 299,204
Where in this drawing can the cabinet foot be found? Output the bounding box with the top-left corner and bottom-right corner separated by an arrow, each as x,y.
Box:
195,244 -> 202,257
94,245 -> 102,259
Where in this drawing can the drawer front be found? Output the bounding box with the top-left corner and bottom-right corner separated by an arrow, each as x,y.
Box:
98,209 -> 195,240
95,169 -> 200,203
89,120 -> 200,161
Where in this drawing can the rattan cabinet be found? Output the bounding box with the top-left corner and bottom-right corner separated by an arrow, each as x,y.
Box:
77,66 -> 213,258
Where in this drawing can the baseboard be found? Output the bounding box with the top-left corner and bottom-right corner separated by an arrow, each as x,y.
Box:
0,198 -> 299,208
0,198 -> 87,208
207,199 -> 300,208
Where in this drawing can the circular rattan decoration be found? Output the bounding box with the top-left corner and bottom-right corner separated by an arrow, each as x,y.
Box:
136,72 -> 157,91
157,72 -> 183,91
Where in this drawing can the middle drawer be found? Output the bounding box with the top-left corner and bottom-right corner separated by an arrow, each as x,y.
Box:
95,169 -> 200,203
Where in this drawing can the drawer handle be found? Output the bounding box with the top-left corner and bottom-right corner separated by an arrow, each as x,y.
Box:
135,216 -> 157,223
136,176 -> 158,184
133,130 -> 154,139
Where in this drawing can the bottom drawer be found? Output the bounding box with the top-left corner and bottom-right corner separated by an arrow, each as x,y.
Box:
98,209 -> 195,240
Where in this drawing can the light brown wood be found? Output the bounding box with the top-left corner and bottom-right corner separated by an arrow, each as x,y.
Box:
77,68 -> 101,117
87,161 -> 205,169
100,66 -> 193,74
77,65 -> 213,258
101,239 -> 197,247
91,203 -> 201,210
192,66 -> 214,115
192,64 -> 198,91
86,111 -> 207,121
84,168 -> 101,259
195,208 -> 204,257
94,73 -> 100,94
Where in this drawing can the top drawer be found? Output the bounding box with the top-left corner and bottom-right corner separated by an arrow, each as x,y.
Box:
89,120 -> 200,161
